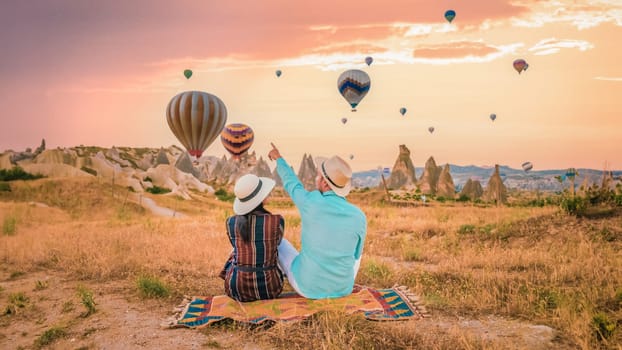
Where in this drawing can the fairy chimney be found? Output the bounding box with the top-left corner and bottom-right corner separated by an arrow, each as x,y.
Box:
297,153 -> 317,191
156,147 -> 170,165
386,144 -> 417,189
417,156 -> 442,195
459,178 -> 484,200
483,165 -> 508,204
436,164 -> 456,198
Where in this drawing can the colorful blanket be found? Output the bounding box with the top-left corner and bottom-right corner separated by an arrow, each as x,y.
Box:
163,285 -> 427,328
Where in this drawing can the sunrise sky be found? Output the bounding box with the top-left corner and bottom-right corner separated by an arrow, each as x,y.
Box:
1,0 -> 620,171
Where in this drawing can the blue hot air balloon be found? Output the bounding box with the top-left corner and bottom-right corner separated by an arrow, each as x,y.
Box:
337,69 -> 371,112
365,56 -> 373,66
400,107 -> 407,116
444,10 -> 456,23
490,113 -> 497,122
275,70 -> 282,77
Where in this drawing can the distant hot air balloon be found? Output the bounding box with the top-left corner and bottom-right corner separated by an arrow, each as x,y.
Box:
220,123 -> 254,160
428,126 -> 435,133
490,113 -> 497,122
444,10 -> 456,23
183,69 -> 193,79
383,167 -> 390,175
513,59 -> 528,74
349,154 -> 354,160
275,70 -> 282,77
337,69 -> 371,112
365,56 -> 373,66
400,107 -> 407,116
166,91 -> 227,158
341,117 -> 348,124
522,162 -> 533,172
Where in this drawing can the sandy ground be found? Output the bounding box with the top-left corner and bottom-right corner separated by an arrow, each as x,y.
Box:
0,270 -> 559,350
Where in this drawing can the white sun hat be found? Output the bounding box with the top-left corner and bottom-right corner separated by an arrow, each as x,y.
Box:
233,174 -> 276,215
320,155 -> 352,197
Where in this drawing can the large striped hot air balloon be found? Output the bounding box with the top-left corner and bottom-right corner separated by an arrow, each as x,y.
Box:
337,69 -> 371,112
220,123 -> 254,160
166,91 -> 227,158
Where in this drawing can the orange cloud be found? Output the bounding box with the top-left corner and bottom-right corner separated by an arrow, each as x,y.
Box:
413,41 -> 500,59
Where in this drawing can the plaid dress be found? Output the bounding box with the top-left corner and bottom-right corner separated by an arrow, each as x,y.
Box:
219,214 -> 285,302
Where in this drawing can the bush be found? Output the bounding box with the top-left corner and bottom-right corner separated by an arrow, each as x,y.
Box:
2,216 -> 16,235
80,166 -> 97,176
559,196 -> 587,216
0,166 -> 44,181
137,275 -> 170,298
146,185 -> 171,194
77,285 -> 96,317
215,188 -> 235,202
592,312 -> 616,341
0,182 -> 10,192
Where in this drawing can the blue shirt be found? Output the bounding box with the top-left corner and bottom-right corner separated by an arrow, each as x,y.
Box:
276,158 -> 367,299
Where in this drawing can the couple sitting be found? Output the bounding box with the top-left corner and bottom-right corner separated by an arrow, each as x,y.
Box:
219,143 -> 367,302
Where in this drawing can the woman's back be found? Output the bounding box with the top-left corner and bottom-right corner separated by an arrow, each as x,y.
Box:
223,213 -> 284,301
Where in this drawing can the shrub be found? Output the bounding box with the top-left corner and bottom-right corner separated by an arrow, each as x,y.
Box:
137,275 -> 170,298
80,166 -> 97,176
215,188 -> 235,202
146,185 -> 171,194
0,182 -> 10,192
458,224 -> 476,235
592,312 -> 616,341
0,166 -> 44,181
559,196 -> 587,216
2,216 -> 16,235
34,326 -> 66,348
77,285 -> 96,317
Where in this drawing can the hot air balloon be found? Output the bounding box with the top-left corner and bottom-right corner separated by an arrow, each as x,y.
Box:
275,70 -> 282,77
341,117 -> 348,124
400,107 -> 407,116
428,126 -> 435,133
365,56 -> 373,66
349,154 -> 354,160
220,123 -> 254,160
337,69 -> 371,112
522,162 -> 533,172
566,168 -> 578,178
183,69 -> 193,79
166,91 -> 227,158
444,10 -> 456,23
490,113 -> 497,121
513,59 -> 528,74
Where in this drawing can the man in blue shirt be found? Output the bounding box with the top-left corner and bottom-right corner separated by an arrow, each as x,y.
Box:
268,143 -> 367,299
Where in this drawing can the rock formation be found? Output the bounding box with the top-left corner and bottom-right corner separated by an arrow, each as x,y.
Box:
156,147 -> 170,165
459,178 -> 484,200
297,153 -> 317,191
436,164 -> 456,198
386,145 -> 417,189
417,156 -> 442,195
483,164 -> 508,204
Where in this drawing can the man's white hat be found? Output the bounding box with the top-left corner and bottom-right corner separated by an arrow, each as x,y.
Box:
320,155 -> 352,197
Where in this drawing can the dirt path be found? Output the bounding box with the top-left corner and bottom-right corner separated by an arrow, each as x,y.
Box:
0,271 -> 560,349
129,193 -> 186,218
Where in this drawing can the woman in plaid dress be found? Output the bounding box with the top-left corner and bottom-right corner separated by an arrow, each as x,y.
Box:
219,174 -> 284,301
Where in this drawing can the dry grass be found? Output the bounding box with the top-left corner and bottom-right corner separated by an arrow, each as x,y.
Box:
1,177 -> 621,349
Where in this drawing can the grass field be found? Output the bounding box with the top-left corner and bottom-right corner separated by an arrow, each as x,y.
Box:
0,177 -> 621,349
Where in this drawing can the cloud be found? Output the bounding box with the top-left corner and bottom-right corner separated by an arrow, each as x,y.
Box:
594,76 -> 622,81
528,38 -> 594,55
510,0 -> 622,29
412,41 -> 523,64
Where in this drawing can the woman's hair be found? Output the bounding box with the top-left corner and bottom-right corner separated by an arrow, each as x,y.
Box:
234,203 -> 271,242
